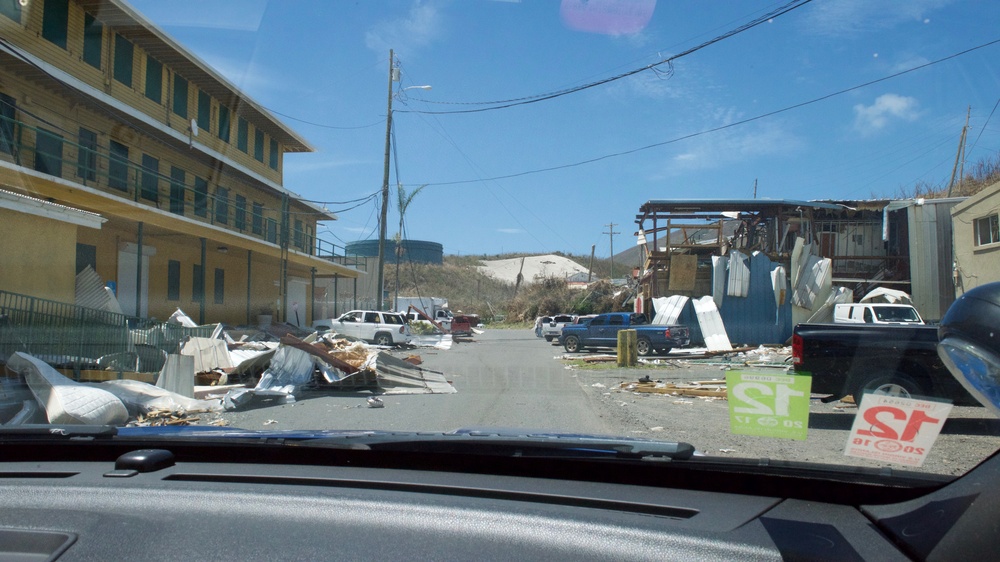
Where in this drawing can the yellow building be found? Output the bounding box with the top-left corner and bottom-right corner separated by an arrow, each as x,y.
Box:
0,0 -> 361,326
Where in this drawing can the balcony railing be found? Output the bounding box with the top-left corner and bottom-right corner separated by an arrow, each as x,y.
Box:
0,114 -> 362,264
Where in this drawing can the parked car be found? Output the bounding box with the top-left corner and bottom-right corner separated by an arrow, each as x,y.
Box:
534,316 -> 553,338
313,310 -> 412,346
833,303 -> 924,325
792,322 -> 976,404
559,312 -> 690,356
541,314 -> 577,342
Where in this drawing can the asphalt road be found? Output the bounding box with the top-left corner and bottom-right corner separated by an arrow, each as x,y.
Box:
219,328 -> 1000,476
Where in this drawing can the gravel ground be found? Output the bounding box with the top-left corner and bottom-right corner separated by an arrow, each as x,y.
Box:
564,354 -> 1000,477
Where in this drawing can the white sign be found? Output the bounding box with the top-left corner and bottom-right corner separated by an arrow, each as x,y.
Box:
844,394 -> 953,467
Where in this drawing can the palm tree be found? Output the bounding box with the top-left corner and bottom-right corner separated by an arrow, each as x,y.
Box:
394,183 -> 427,308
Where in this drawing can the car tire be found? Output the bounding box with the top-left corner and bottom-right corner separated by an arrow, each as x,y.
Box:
374,332 -> 393,346
637,337 -> 653,357
852,371 -> 925,406
564,335 -> 581,353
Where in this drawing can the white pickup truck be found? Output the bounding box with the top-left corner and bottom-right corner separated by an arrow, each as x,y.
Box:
312,310 -> 413,346
833,303 -> 924,325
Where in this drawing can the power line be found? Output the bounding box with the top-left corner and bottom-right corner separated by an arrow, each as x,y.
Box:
397,0 -> 814,115
416,37 -> 1000,188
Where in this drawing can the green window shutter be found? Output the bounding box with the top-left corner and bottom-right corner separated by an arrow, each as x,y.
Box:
218,105 -> 231,143
77,128 -> 97,181
33,129 -> 64,177
108,140 -> 129,191
113,34 -> 133,87
41,0 -> 68,49
235,195 -> 247,230
167,260 -> 181,301
251,202 -> 263,235
140,154 -> 159,202
197,91 -> 211,133
269,139 -> 278,169
145,57 -> 162,103
194,177 -> 208,217
253,129 -> 264,162
169,166 -> 185,215
82,13 -> 103,69
172,75 -> 188,117
237,118 -> 248,152
192,264 -> 204,303
214,268 -> 225,305
0,0 -> 21,22
215,187 -> 229,224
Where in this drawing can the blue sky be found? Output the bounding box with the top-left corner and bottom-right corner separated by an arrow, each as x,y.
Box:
128,0 -> 1000,258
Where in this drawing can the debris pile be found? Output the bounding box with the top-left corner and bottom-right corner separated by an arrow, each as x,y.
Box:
1,307 -> 458,427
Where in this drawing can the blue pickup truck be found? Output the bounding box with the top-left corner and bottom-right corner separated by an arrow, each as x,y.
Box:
559,312 -> 690,356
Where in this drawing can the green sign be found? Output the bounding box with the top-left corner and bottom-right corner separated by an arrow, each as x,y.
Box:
726,371 -> 812,440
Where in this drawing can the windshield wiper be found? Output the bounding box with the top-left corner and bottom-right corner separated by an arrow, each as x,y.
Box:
289,432 -> 697,461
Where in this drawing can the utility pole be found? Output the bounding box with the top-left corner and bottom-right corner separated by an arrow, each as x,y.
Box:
753,178 -> 758,199
587,244 -> 595,283
947,106 -> 971,198
603,222 -> 619,281
376,49 -> 396,311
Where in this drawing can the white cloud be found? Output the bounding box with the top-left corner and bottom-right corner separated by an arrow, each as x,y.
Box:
853,94 -> 920,136
803,0 -> 954,36
365,2 -> 444,55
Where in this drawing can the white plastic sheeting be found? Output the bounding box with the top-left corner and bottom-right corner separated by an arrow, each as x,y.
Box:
96,379 -> 223,417
180,337 -> 234,373
860,288 -> 913,304
651,295 -> 689,325
806,287 -> 854,323
726,250 -> 750,297
7,352 -> 128,425
692,296 -> 733,352
75,265 -> 123,314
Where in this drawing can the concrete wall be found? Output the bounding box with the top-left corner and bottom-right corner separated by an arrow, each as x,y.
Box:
952,182 -> 1000,296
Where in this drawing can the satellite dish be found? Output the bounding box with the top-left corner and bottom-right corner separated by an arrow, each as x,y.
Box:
190,119 -> 199,137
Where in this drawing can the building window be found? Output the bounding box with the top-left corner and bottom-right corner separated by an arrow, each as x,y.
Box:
0,93 -> 14,156
140,154 -> 159,202
269,138 -> 278,170
197,91 -> 211,134
218,105 -> 231,143
214,268 -> 225,305
294,219 -> 303,249
215,187 -> 229,224
108,140 -> 129,191
33,129 -> 63,177
266,218 -> 277,243
237,118 -> 248,152
0,0 -> 21,22
975,215 -> 1000,246
169,166 -> 185,215
113,34 -> 133,87
82,13 -> 103,69
192,264 -> 204,303
251,202 -> 263,235
145,56 -> 162,103
41,0 -> 68,49
194,177 -> 208,217
172,75 -> 188,117
235,195 -> 247,230
253,129 -> 264,162
167,260 -> 181,301
77,128 -> 97,181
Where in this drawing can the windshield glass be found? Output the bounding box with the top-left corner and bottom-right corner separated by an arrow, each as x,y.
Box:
2,0 -> 999,483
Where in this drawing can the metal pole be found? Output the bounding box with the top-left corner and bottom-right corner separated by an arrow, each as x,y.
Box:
376,48 -> 394,311
199,237 -> 206,324
135,222 -> 143,317
245,250 -> 252,325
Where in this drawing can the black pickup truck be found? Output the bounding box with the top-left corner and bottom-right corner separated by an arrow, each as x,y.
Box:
792,323 -> 977,405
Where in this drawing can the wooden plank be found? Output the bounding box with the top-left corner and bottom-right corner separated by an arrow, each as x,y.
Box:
668,254 -> 698,291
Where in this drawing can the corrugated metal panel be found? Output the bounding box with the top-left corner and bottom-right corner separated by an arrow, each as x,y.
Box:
727,250 -> 750,297
908,201 -> 960,321
792,255 -> 831,309
716,253 -> 794,345
652,295 -> 688,325
692,296 -> 732,351
712,256 -> 727,308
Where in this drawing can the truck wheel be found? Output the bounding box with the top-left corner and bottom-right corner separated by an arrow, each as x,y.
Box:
853,371 -> 924,406
564,335 -> 581,353
374,332 -> 393,346
545,336 -> 554,342
637,337 -> 653,357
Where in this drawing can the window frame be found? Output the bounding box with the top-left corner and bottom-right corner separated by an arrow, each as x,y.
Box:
974,214 -> 1000,247
41,0 -> 69,49
113,34 -> 134,87
82,13 -> 103,69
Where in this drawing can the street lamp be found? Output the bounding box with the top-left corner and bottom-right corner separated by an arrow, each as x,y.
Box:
377,49 -> 431,311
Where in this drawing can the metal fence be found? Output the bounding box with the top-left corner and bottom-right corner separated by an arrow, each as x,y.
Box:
0,290 -> 215,373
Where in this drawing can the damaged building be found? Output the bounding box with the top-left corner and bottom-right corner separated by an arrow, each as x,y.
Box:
633,198 -> 964,346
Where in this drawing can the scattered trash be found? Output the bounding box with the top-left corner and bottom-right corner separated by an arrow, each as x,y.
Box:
367,397 -> 384,408
591,383 -> 606,388
719,449 -> 736,454
650,426 -> 664,432
263,419 -> 278,425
